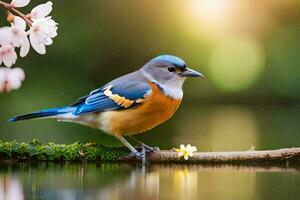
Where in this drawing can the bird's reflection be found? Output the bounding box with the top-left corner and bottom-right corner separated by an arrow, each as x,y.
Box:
93,165 -> 160,200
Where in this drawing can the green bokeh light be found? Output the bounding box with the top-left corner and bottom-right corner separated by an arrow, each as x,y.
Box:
267,25 -> 300,99
208,37 -> 265,92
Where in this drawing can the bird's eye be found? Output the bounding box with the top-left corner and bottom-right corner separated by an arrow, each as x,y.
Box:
168,67 -> 176,72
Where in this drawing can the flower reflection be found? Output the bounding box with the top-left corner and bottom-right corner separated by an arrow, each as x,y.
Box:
173,167 -> 198,200
0,176 -> 24,200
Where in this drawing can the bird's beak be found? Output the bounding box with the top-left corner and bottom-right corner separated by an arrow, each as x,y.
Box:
180,67 -> 204,78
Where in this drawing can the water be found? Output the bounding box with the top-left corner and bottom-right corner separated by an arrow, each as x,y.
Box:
0,162 -> 299,200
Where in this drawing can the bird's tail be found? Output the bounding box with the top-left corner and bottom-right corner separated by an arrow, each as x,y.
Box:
8,107 -> 76,122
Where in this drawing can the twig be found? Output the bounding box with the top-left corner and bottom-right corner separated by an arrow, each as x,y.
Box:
0,0 -> 32,26
148,147 -> 300,165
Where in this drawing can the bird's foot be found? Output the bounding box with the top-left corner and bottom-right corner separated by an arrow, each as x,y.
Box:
128,146 -> 147,165
120,145 -> 159,164
138,143 -> 160,152
129,151 -> 145,160
118,147 -> 148,164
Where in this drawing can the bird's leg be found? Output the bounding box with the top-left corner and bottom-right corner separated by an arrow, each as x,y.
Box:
116,136 -> 146,162
129,136 -> 160,152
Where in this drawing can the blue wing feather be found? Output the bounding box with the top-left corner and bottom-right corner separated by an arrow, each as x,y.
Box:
73,81 -> 151,115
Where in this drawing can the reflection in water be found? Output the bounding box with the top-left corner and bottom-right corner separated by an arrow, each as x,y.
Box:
0,163 -> 299,200
0,176 -> 24,200
97,168 -> 159,200
171,167 -> 198,200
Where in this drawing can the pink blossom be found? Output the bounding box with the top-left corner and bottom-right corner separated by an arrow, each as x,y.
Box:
28,1 -> 58,54
11,16 -> 30,57
0,67 -> 25,92
0,45 -> 17,67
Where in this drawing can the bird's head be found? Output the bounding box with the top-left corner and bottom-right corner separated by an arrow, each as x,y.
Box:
140,55 -> 203,99
141,54 -> 202,84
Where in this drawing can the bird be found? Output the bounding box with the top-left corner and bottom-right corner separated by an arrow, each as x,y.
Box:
9,55 -> 203,161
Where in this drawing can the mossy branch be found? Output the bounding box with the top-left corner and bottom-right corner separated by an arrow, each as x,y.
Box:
0,139 -> 129,161
0,139 -> 300,166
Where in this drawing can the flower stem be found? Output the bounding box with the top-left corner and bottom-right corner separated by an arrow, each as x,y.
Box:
0,0 -> 32,26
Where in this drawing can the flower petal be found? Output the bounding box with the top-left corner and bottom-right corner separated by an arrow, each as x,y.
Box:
30,1 -> 53,19
8,68 -> 25,89
20,36 -> 30,57
44,37 -> 53,45
1,45 -> 17,67
46,17 -> 58,37
0,67 -> 25,92
29,32 -> 46,54
10,0 -> 30,7
14,16 -> 26,30
178,152 -> 184,157
11,26 -> 27,47
0,68 -> 6,83
0,50 -> 3,65
180,144 -> 185,150
13,67 -> 25,80
0,27 -> 13,46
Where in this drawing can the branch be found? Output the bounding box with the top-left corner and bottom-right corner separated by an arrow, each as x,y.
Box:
147,148 -> 300,166
0,0 -> 32,26
0,139 -> 300,167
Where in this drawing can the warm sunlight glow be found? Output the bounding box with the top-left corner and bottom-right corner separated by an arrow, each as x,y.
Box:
187,0 -> 233,30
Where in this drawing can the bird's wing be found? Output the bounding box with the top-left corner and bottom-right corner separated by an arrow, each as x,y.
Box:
71,81 -> 152,115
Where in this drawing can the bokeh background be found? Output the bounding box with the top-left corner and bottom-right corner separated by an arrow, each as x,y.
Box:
0,0 -> 300,151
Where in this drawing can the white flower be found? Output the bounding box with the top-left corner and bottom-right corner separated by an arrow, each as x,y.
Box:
10,0 -> 30,8
11,16 -> 30,57
175,144 -> 197,160
0,27 -> 18,67
0,67 -> 25,92
0,26 -> 17,67
30,17 -> 57,54
28,1 -> 58,54
0,45 -> 17,67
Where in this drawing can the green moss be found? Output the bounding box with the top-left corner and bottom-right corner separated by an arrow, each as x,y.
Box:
0,139 -> 129,161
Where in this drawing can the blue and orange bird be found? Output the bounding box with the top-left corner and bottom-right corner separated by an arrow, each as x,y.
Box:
9,55 -> 203,160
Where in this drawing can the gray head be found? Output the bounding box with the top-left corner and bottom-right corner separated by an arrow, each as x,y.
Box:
140,55 -> 203,99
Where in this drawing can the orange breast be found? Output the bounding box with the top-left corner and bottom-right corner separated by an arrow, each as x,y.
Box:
100,82 -> 182,136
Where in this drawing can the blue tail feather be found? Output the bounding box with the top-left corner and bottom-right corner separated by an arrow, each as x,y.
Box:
8,107 -> 75,122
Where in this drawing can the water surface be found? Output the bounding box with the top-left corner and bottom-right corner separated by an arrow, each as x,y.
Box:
0,162 -> 299,200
